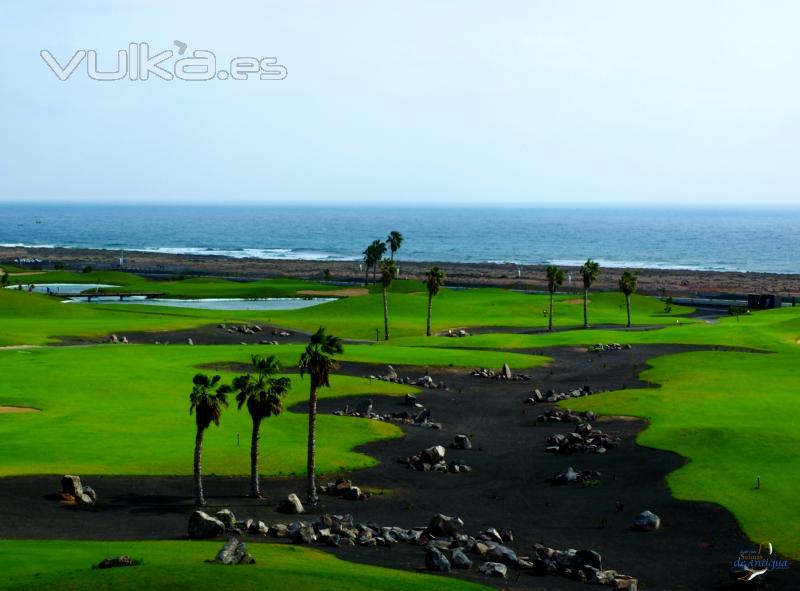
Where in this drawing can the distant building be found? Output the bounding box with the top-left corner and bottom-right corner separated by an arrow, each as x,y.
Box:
747,294 -> 780,310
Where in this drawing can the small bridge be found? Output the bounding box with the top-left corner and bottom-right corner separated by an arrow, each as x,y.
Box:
51,292 -> 165,301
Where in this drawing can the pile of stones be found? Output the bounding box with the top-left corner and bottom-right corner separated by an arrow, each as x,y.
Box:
333,399 -> 442,430
588,343 -> 632,353
525,386 -> 598,405
546,423 -> 620,454
57,475 -> 97,507
632,510 -> 661,532
108,334 -> 129,344
397,445 -> 472,473
93,555 -> 139,569
472,363 -> 532,381
547,466 -> 603,486
529,543 -> 638,588
535,408 -> 597,423
445,329 -> 471,337
317,477 -> 370,501
369,367 -> 447,390
219,324 -> 263,335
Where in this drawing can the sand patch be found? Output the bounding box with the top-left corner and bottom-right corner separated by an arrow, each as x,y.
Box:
297,288 -> 368,297
563,298 -> 590,305
0,406 -> 40,414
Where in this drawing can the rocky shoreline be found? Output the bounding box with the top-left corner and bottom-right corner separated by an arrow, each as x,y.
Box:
2,245 -> 799,296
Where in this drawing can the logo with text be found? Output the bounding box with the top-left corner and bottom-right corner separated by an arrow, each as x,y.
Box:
40,41 -> 287,82
731,542 -> 790,583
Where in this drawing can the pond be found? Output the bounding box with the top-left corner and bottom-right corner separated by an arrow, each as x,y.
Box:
66,297 -> 334,311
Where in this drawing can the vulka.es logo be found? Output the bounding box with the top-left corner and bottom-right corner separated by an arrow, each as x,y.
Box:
40,41 -> 287,82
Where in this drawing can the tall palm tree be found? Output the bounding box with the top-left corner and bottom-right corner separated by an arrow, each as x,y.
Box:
386,231 -> 404,260
618,270 -> 638,328
379,258 -> 397,340
423,266 -> 445,337
546,265 -> 564,332
232,354 -> 292,498
579,259 -> 601,329
362,244 -> 375,286
298,327 -> 343,505
189,373 -> 229,506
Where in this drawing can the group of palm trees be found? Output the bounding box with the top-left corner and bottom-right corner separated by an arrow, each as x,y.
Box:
362,231 -> 403,285
545,259 -> 639,330
188,327 -> 342,507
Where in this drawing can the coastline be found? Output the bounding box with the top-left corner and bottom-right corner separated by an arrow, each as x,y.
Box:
2,245 -> 799,297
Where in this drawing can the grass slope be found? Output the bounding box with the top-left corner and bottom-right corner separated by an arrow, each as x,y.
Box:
0,344 -> 543,476
0,540 -> 488,591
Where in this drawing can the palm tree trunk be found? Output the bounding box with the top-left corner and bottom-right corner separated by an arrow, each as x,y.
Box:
583,287 -> 589,329
626,294 -> 632,328
383,285 -> 389,340
372,265 -> 377,282
250,417 -> 261,498
364,267 -> 369,286
194,427 -> 205,506
426,292 -> 433,337
548,291 -> 554,331
306,386 -> 318,505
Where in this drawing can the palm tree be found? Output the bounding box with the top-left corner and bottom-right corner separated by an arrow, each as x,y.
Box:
423,266 -> 445,336
362,244 -> 375,286
232,354 -> 292,498
189,373 -> 229,506
361,240 -> 386,285
379,259 -> 397,340
298,327 -> 343,505
579,259 -> 601,329
618,270 -> 638,328
386,231 -> 404,261
546,265 -> 564,332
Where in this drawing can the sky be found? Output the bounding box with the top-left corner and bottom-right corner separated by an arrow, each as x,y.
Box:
0,1 -> 799,206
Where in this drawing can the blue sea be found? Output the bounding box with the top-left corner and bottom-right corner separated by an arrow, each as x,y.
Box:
1,204 -> 798,274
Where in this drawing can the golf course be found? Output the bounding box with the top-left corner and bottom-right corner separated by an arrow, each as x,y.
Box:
1,268 -> 798,590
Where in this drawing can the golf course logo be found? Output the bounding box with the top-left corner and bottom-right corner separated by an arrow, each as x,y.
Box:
732,542 -> 789,582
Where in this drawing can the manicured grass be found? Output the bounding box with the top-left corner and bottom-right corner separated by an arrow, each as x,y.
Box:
0,540 -> 488,591
268,290 -> 695,340
0,344 -> 543,477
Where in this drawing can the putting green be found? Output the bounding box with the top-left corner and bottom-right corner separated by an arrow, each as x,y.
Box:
0,540 -> 488,591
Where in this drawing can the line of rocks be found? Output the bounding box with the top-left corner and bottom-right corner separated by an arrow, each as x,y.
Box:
369,367 -> 447,390
525,385 -> 601,405
588,343 -> 632,353
187,510 -> 638,588
333,398 -> 443,430
546,423 -> 620,454
444,329 -> 471,337
317,477 -> 370,501
536,408 -> 598,422
472,363 -> 532,381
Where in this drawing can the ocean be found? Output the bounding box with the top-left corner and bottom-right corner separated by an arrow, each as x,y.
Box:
1,204 -> 798,274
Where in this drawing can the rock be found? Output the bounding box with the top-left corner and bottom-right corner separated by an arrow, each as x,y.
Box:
188,510 -> 225,539
354,399 -> 373,416
268,524 -> 289,538
187,338 -> 194,345
452,434 -> 472,450
61,475 -> 83,498
109,334 -> 119,343
77,493 -> 95,506
214,509 -> 237,527
573,549 -> 602,570
487,544 -> 518,565
278,493 -> 305,514
94,555 -> 137,569
421,445 -> 446,464
425,546 -> 451,572
500,363 -> 513,380
403,393 -> 418,407
82,485 -> 97,502
479,562 -> 507,578
612,575 -> 639,589
451,548 -> 473,569
633,510 -> 661,532
386,365 -> 398,379
531,558 -> 557,576
214,537 -> 255,565
248,520 -> 268,535
288,521 -> 317,544
427,513 -> 464,537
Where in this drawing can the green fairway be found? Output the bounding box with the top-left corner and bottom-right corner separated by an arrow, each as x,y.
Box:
0,540 -> 488,591
0,344 -> 543,477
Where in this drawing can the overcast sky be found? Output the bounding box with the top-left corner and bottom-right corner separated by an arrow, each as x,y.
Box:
1,1 -> 798,206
